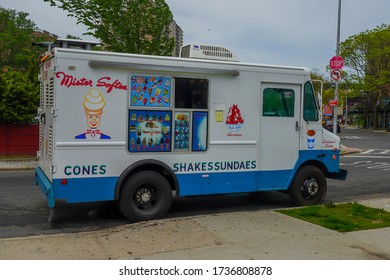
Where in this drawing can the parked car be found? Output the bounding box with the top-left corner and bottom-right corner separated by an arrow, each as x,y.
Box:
324,121 -> 341,133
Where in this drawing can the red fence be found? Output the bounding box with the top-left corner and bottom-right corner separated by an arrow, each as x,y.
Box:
0,124 -> 39,156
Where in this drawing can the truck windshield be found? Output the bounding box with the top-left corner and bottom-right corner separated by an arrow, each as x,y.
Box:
303,82 -> 319,122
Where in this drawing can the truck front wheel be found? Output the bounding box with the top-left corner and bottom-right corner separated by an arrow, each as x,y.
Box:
289,166 -> 327,206
119,171 -> 172,222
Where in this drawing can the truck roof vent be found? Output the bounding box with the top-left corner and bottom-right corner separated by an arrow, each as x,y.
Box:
180,43 -> 239,62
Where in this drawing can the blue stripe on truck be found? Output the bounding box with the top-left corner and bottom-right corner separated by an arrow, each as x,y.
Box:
36,149 -> 340,205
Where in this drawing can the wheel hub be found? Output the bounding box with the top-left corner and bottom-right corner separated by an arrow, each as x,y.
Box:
304,179 -> 319,196
136,188 -> 152,204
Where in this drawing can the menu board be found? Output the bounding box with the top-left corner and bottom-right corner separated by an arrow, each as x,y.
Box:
128,110 -> 172,152
192,111 -> 208,151
174,112 -> 190,151
130,75 -> 171,107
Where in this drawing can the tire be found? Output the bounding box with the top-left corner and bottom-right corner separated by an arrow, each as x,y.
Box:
119,171 -> 172,222
289,166 -> 327,206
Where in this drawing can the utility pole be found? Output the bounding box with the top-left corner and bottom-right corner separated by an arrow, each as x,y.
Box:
333,0 -> 342,134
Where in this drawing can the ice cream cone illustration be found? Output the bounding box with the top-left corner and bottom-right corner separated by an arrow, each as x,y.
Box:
137,137 -> 141,150
75,88 -> 111,139
142,137 -> 147,149
131,138 -> 135,149
160,137 -> 164,149
165,137 -> 170,149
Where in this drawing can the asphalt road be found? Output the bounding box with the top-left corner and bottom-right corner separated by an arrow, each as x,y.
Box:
0,128 -> 389,238
328,128 -> 390,202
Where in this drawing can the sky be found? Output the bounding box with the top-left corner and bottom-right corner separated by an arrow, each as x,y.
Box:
1,0 -> 389,73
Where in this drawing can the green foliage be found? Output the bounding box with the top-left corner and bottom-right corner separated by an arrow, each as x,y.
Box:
0,67 -> 39,124
45,0 -> 175,56
0,6 -> 43,124
340,24 -> 390,128
341,24 -> 390,91
0,7 -> 37,70
278,203 -> 390,232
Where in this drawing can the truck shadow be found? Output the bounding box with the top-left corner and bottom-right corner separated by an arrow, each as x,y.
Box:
47,191 -> 294,229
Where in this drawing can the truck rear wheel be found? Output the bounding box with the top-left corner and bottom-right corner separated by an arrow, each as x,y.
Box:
289,166 -> 327,206
119,171 -> 172,222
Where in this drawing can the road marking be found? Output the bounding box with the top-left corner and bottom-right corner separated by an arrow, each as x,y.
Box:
345,149 -> 390,158
360,149 -> 376,154
345,155 -> 390,159
340,160 -> 390,171
341,136 -> 364,139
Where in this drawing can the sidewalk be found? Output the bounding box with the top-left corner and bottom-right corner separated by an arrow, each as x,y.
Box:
0,157 -> 38,171
0,197 -> 389,260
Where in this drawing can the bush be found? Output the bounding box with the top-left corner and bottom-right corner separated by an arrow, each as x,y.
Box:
0,67 -> 39,124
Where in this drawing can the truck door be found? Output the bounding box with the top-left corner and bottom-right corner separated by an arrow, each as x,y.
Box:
258,83 -> 301,188
38,60 -> 55,181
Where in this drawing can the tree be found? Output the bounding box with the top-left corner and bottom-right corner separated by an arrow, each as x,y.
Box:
44,0 -> 175,56
0,6 -> 48,124
0,67 -> 39,124
0,7 -> 36,70
341,24 -> 390,129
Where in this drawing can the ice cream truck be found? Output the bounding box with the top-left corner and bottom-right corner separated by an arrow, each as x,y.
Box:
35,39 -> 347,222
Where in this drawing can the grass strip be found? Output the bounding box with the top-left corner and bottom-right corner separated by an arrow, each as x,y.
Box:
277,203 -> 390,232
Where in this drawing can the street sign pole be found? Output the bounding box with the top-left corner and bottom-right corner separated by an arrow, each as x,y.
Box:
333,0 -> 342,134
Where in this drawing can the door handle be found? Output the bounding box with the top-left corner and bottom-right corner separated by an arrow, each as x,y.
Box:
295,121 -> 300,131
40,113 -> 46,125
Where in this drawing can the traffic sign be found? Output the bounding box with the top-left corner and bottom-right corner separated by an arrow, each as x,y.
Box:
329,99 -> 338,107
331,69 -> 342,80
329,56 -> 344,69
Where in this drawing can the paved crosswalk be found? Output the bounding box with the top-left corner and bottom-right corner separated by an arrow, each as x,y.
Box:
345,149 -> 390,159
341,136 -> 364,140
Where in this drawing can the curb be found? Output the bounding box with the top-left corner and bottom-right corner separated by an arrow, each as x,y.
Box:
0,159 -> 38,171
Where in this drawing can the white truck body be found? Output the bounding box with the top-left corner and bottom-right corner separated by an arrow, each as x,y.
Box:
35,44 -> 346,221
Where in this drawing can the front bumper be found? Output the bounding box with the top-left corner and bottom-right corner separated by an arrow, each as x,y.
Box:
327,168 -> 348,181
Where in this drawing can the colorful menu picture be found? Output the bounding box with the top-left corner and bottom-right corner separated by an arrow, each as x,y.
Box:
130,75 -> 171,107
192,112 -> 208,151
128,110 -> 172,152
174,112 -> 190,151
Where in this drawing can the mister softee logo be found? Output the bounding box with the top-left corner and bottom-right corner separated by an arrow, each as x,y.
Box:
56,71 -> 128,93
226,104 -> 245,136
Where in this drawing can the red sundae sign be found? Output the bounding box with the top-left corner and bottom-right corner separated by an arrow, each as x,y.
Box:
226,104 -> 244,136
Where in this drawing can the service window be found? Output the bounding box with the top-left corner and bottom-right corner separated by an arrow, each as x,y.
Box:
262,88 -> 295,117
173,77 -> 209,152
174,78 -> 208,109
303,82 -> 319,122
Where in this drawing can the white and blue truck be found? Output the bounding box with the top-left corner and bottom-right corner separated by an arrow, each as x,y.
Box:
35,40 -> 347,222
